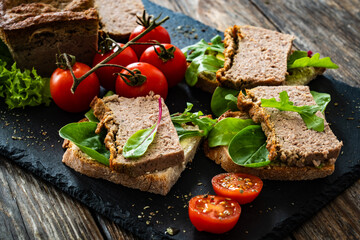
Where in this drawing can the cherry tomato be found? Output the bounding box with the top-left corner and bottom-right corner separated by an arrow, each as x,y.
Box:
50,62 -> 100,112
115,62 -> 168,99
129,25 -> 171,58
140,44 -> 187,88
188,195 -> 241,234
92,43 -> 138,91
212,173 -> 263,205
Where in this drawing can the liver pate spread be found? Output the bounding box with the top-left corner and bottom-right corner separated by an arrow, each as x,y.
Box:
237,86 -> 343,168
217,25 -> 295,90
91,94 -> 184,177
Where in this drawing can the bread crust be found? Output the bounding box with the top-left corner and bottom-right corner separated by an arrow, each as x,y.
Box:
204,141 -> 335,180
62,135 -> 202,195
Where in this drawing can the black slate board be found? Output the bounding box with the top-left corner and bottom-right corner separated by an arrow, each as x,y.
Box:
1,1 -> 360,239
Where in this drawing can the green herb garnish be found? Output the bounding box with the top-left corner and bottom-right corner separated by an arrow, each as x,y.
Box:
210,86 -> 240,117
287,51 -> 338,70
261,91 -> 324,132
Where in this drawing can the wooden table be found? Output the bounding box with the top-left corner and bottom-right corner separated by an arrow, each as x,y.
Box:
1,0 -> 359,239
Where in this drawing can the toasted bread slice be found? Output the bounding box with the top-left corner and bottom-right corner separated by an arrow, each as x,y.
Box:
62,127 -> 202,195
91,94 -> 184,177
204,142 -> 335,180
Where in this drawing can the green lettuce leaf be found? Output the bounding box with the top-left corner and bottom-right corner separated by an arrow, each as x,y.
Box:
0,59 -> 51,109
287,51 -> 338,69
261,91 -> 324,132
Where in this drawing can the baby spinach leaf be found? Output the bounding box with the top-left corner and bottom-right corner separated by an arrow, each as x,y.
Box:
310,91 -> 331,113
122,98 -> 162,158
173,123 -> 203,140
261,91 -> 324,132
228,125 -> 270,167
59,122 -> 110,166
208,118 -> 257,147
85,109 -> 99,123
185,55 -> 224,86
287,51 -> 338,69
211,87 -> 240,117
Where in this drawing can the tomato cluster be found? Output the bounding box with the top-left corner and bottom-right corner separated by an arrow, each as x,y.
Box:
50,24 -> 187,112
188,173 -> 263,234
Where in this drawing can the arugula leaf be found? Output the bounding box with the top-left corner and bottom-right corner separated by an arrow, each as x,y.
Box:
208,118 -> 257,147
185,55 -> 224,86
211,87 -> 240,117
0,59 -> 51,109
261,91 -> 324,132
310,91 -> 331,113
171,103 -> 216,139
228,125 -> 270,167
122,98 -> 162,158
287,51 -> 338,69
182,35 -> 224,61
59,122 -> 110,166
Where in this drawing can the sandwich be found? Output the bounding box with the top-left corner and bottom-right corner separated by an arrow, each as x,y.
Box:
204,85 -> 343,180
183,25 -> 337,93
61,94 -> 203,195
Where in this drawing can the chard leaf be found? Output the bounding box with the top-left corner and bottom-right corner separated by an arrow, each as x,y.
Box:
171,102 -> 216,139
261,91 -> 324,132
310,91 -> 331,113
228,125 -> 270,167
59,122 -> 110,166
211,87 -> 240,117
287,51 -> 338,69
185,55 -> 224,86
122,98 -> 162,158
208,118 -> 257,147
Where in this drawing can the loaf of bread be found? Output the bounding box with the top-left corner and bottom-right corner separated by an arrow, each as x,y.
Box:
0,0 -> 99,76
94,0 -> 144,42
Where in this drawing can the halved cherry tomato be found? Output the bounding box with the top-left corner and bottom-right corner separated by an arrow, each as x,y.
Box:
115,62 -> 168,99
92,43 -> 138,91
212,173 -> 263,205
140,44 -> 187,88
129,25 -> 171,58
188,195 -> 241,234
50,62 -> 100,113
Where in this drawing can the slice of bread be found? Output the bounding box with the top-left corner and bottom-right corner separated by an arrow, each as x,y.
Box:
91,94 -> 185,177
238,86 -> 343,168
94,0 -> 144,42
216,25 -> 295,90
62,128 -> 202,195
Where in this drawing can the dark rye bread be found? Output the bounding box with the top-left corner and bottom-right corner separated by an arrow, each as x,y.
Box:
237,85 -> 343,168
217,25 -> 295,90
62,128 -> 202,195
203,110 -> 337,180
94,0 -> 144,42
91,94 -> 184,177
0,0 -> 98,76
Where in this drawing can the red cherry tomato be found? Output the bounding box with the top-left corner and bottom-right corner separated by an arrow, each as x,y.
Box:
212,173 -> 263,205
50,62 -> 100,112
188,195 -> 241,234
92,43 -> 138,91
115,62 -> 168,99
129,25 -> 171,58
140,44 -> 187,88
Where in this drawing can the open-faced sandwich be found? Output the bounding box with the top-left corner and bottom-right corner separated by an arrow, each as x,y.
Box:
61,93 -> 211,195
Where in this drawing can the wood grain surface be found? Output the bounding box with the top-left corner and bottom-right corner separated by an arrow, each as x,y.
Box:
0,0 -> 359,239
